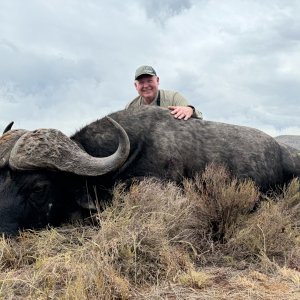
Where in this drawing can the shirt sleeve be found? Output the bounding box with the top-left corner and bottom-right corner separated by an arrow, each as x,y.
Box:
172,92 -> 189,106
125,96 -> 140,109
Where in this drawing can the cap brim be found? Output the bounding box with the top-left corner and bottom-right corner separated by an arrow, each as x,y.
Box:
135,72 -> 156,79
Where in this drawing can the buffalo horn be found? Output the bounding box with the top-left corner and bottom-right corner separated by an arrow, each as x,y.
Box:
3,121 -> 14,134
9,117 -> 130,176
0,129 -> 28,168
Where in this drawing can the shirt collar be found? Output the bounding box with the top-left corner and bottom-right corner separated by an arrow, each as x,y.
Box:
141,91 -> 159,106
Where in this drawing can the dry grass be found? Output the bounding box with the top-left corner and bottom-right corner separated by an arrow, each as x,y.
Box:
0,165 -> 300,299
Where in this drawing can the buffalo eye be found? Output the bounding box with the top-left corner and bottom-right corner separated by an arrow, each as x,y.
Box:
27,182 -> 50,206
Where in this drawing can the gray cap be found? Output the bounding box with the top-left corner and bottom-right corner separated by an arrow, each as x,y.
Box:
135,65 -> 157,79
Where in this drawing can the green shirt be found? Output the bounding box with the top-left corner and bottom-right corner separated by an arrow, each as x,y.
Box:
126,89 -> 203,119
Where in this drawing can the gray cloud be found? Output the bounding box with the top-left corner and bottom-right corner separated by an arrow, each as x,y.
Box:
141,0 -> 192,23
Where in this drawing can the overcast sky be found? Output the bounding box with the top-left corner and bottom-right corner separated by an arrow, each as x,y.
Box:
0,0 -> 299,137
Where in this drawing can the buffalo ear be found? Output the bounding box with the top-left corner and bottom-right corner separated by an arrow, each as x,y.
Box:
75,194 -> 97,210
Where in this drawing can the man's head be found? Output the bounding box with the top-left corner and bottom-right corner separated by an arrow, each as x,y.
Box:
134,65 -> 159,104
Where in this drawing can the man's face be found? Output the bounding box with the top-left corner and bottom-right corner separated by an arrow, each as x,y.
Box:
134,75 -> 159,103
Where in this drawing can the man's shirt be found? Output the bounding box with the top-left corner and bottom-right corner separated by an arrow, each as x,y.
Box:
126,89 -> 203,119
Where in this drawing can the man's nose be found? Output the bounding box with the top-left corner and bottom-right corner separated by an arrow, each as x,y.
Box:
141,82 -> 150,87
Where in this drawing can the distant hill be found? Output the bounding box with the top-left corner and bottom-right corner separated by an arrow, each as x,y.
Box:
275,135 -> 300,150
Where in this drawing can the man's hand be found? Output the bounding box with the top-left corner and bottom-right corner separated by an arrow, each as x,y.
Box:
168,106 -> 194,120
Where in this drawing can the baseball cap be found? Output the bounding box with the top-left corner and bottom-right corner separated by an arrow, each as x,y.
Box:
135,65 -> 157,79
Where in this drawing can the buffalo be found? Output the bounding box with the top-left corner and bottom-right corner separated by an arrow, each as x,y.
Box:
0,106 -> 299,235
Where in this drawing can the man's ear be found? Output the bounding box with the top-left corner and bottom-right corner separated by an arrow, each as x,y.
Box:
156,76 -> 160,84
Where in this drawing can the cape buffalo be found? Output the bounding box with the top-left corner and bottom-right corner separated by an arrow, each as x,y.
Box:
0,106 -> 299,235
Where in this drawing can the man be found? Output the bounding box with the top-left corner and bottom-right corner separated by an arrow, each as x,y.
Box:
126,65 -> 203,120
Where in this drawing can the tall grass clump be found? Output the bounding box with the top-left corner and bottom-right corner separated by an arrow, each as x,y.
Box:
91,179 -> 195,286
227,178 -> 300,267
280,178 -> 300,224
182,164 -> 259,244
